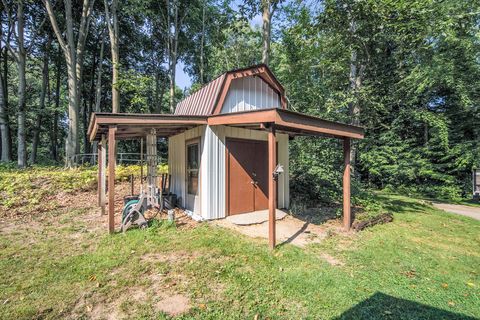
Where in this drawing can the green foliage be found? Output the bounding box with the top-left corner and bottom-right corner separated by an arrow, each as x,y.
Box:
275,0 -> 480,202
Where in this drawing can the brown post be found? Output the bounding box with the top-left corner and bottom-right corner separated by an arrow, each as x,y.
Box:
268,125 -> 277,249
108,126 -> 117,233
343,138 -> 351,230
100,135 -> 107,215
97,142 -> 102,206
130,174 -> 134,196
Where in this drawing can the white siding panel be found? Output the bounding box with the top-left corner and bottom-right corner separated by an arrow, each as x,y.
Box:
221,76 -> 281,114
168,126 -> 205,214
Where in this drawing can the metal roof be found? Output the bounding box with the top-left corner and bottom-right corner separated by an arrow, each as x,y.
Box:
174,74 -> 226,116
173,64 -> 286,116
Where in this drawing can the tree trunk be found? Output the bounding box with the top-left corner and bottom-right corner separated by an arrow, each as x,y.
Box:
0,68 -> 9,162
166,0 -> 182,113
44,0 -> 94,167
51,48 -> 61,162
16,2 -> 27,168
91,28 -> 105,154
0,12 -> 12,162
199,0 -> 205,84
347,17 -> 364,172
105,0 -> 119,113
261,0 -> 272,65
95,29 -> 105,113
31,36 -> 51,164
169,59 -> 176,113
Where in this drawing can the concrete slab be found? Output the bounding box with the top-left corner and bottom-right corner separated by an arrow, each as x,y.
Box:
213,214 -> 331,247
225,209 -> 287,225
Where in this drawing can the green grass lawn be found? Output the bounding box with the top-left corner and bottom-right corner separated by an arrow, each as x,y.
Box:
0,189 -> 479,319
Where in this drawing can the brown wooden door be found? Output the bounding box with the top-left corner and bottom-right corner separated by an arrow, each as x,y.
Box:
253,141 -> 268,211
227,139 -> 268,215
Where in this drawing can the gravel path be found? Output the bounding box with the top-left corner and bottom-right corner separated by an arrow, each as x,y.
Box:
432,203 -> 480,221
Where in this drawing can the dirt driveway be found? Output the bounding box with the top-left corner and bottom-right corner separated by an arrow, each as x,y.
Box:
432,203 -> 480,221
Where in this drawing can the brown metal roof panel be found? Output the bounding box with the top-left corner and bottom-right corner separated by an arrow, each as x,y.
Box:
174,74 -> 225,115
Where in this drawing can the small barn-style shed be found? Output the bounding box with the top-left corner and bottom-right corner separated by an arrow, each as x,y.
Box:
88,64 -> 364,248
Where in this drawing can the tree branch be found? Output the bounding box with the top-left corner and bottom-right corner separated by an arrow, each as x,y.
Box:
43,0 -> 67,53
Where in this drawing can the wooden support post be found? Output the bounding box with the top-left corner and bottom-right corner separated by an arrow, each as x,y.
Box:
130,174 -> 134,196
108,126 -> 117,234
268,125 -> 277,249
140,138 -> 144,182
99,135 -> 106,215
98,142 -> 102,206
343,137 -> 351,231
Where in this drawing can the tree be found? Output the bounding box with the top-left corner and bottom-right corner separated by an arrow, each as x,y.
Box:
240,0 -> 281,66
3,0 -> 28,167
31,34 -> 52,164
43,0 -> 95,167
260,0 -> 281,65
104,0 -> 119,113
163,0 -> 189,113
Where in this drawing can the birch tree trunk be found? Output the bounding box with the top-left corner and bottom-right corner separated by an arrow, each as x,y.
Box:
105,0 -> 119,113
31,36 -> 51,164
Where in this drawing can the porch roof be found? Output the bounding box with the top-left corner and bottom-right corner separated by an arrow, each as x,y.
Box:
88,113 -> 208,141
207,108 -> 364,139
88,108 -> 364,141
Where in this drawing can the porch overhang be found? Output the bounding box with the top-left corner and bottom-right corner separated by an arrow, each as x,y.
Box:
207,108 -> 364,139
88,113 -> 208,142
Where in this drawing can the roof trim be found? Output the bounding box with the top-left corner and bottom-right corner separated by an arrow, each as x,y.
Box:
88,113 -> 208,141
208,108 -> 364,139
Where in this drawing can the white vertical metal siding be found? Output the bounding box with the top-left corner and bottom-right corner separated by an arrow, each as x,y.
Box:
168,126 -> 205,215
221,76 -> 281,114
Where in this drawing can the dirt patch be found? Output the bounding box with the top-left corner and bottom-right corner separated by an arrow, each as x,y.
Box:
68,284 -> 191,319
155,294 -> 190,316
141,250 -> 200,264
319,253 -> 344,266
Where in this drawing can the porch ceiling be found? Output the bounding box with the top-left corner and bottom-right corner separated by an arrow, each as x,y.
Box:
208,108 -> 365,139
88,113 -> 208,141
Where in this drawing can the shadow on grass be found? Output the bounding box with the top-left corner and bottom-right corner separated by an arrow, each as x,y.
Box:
336,292 -> 477,320
372,193 -> 432,215
290,205 -> 340,225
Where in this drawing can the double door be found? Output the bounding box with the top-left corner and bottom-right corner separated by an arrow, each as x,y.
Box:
226,138 -> 268,215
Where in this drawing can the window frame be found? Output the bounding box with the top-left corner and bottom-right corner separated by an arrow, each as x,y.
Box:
185,138 -> 200,196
